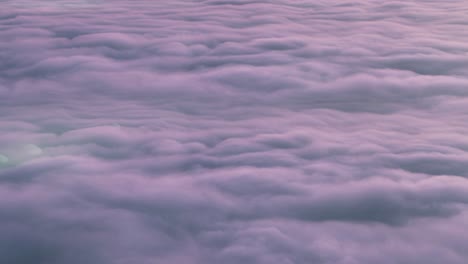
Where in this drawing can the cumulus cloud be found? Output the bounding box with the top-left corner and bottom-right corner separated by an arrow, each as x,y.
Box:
1,0 -> 468,263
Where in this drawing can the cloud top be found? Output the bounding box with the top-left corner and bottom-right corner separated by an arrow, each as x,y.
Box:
1,0 -> 468,263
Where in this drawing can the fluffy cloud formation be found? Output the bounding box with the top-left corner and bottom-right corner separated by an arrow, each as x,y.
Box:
1,0 -> 468,263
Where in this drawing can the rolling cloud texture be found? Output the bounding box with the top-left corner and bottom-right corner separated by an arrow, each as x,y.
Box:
1,0 -> 468,263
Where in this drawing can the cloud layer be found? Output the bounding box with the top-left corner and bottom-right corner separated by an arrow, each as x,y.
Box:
1,0 -> 468,263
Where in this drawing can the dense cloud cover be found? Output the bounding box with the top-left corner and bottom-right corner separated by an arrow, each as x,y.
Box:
1,0 -> 468,263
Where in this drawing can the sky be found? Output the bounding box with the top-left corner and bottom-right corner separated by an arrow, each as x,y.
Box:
1,0 -> 468,263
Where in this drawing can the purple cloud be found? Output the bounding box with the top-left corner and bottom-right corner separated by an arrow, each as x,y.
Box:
1,0 -> 468,263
